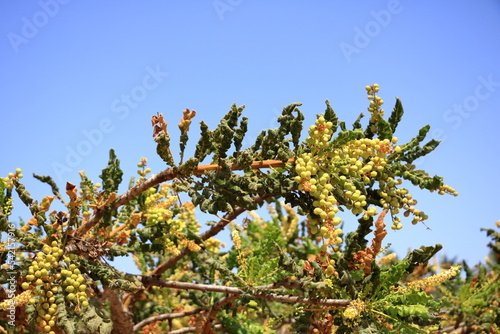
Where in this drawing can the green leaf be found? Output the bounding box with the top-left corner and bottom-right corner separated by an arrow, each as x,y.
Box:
388,97 -> 404,134
99,149 -> 123,194
273,102 -> 304,155
33,173 -> 61,199
81,306 -> 113,334
398,125 -> 431,162
350,269 -> 365,282
330,129 -> 364,149
377,118 -> 393,140
324,99 -> 338,134
155,131 -> 175,166
352,113 -> 364,129
0,178 -> 5,206
402,244 -> 442,273
178,157 -> 199,175
194,121 -> 212,162
13,179 -> 33,208
377,261 -> 410,294
233,116 -> 248,154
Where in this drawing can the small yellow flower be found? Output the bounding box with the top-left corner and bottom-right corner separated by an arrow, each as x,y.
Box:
395,265 -> 461,293
343,299 -> 366,320
231,229 -> 241,250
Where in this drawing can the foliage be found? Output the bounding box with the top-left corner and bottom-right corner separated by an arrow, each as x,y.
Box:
1,85 -> 498,333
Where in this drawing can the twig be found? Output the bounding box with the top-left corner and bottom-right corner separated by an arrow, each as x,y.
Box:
133,308 -> 203,333
139,276 -> 351,307
255,279 -> 303,290
140,277 -> 242,294
150,194 -> 273,277
75,167 -> 178,237
74,158 -> 292,238
201,295 -> 239,334
437,323 -> 472,333
192,158 -> 293,174
168,324 -> 223,334
252,291 -> 351,307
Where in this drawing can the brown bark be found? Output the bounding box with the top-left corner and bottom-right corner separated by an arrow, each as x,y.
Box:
104,287 -> 134,334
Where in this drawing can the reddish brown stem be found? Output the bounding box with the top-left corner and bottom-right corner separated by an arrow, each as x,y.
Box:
192,158 -> 293,174
150,194 -> 272,277
74,158 -> 293,238
202,295 -> 239,334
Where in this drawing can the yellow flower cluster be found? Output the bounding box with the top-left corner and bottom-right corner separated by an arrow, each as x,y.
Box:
295,117 -> 412,244
2,196 -> 13,216
366,84 -> 385,133
136,157 -> 152,180
435,184 -> 459,196
231,229 -> 241,251
377,252 -> 397,265
143,183 -> 207,255
395,265 -> 461,293
0,290 -> 32,310
343,298 -> 367,320
2,168 -> 23,190
204,238 -> 222,253
22,241 -> 89,333
144,184 -> 177,226
268,202 -> 299,240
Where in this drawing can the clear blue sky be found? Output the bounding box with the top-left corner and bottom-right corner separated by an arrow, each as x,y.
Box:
1,1 -> 499,271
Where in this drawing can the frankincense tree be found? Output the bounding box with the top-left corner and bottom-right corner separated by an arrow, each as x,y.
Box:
1,85 -> 499,333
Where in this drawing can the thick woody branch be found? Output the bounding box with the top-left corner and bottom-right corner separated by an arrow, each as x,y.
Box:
104,287 -> 134,334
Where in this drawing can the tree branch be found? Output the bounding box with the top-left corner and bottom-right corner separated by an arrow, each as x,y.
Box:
201,295 -> 239,334
168,324 -> 223,334
252,291 -> 351,307
437,323 -> 472,333
75,167 -> 178,237
255,279 -> 303,290
104,286 -> 134,334
74,158 -> 291,238
133,308 -> 203,333
192,158 -> 292,174
139,276 -> 351,307
150,193 -> 273,277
